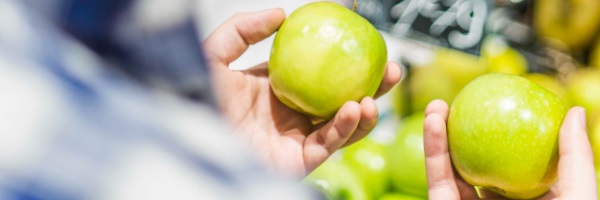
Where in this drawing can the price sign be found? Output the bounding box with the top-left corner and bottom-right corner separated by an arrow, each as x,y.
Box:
358,0 -> 491,53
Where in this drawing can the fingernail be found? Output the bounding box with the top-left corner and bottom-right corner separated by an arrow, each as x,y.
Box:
579,107 -> 587,130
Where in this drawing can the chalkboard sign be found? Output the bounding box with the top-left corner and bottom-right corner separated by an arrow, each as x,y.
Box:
357,0 -> 492,54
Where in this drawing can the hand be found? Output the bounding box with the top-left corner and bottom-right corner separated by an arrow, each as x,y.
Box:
423,100 -> 597,199
202,8 -> 402,177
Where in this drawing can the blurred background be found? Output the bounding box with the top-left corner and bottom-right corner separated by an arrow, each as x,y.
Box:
197,0 -> 600,199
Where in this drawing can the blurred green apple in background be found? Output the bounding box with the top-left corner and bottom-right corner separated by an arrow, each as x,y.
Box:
591,39 -> 600,68
342,137 -> 390,198
523,73 -> 571,106
304,159 -> 369,200
407,68 -> 458,113
394,47 -> 485,117
481,36 -> 528,75
448,73 -> 568,199
391,84 -> 410,118
269,2 -> 387,120
388,113 -> 427,198
378,192 -> 425,200
408,67 -> 458,112
533,0 -> 600,51
566,69 -> 600,122
430,48 -> 487,90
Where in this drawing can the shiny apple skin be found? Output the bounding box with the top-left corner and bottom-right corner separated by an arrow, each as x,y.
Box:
448,73 -> 568,199
269,2 -> 387,120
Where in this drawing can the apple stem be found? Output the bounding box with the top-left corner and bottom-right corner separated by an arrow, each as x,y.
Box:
352,0 -> 357,11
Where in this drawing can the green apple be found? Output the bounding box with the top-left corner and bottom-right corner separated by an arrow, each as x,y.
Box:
481,36 -> 528,75
448,73 -> 568,199
342,137 -> 390,198
388,113 -> 428,198
523,73 -> 571,106
407,67 -> 458,113
566,69 -> 600,121
430,48 -> 487,90
534,0 -> 600,51
269,2 -> 387,120
378,192 -> 425,200
303,159 -> 370,200
590,39 -> 600,68
391,83 -> 410,118
590,113 -> 600,172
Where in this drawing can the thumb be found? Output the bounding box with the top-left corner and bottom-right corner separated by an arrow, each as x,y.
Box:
203,8 -> 285,67
557,107 -> 597,199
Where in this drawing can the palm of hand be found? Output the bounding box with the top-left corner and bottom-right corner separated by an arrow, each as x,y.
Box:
213,62 -> 316,175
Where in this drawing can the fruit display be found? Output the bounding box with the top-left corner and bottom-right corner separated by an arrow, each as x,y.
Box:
406,67 -> 458,113
533,0 -> 600,51
388,113 -> 427,198
269,1 -> 387,120
378,193 -> 425,200
480,36 -> 528,75
304,159 -> 371,200
304,115 -> 426,200
566,69 -> 600,122
342,138 -> 390,198
448,73 -> 567,199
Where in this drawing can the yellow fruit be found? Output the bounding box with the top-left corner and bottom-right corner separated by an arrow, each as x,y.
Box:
431,48 -> 487,90
481,36 -> 528,75
534,0 -> 600,51
590,39 -> 600,68
566,69 -> 600,119
407,67 -> 459,113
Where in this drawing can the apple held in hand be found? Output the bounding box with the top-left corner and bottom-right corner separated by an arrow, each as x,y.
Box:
269,2 -> 387,120
448,73 -> 568,199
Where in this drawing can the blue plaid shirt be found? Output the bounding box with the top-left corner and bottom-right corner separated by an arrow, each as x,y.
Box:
0,1 -> 314,199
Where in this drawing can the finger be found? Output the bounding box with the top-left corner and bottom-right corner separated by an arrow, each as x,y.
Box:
424,101 -> 479,199
424,111 -> 462,200
203,8 -> 285,66
304,101 -> 361,173
374,61 -> 402,99
341,97 -> 378,147
425,99 -> 450,121
537,185 -> 559,200
557,107 -> 597,199
242,61 -> 269,77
